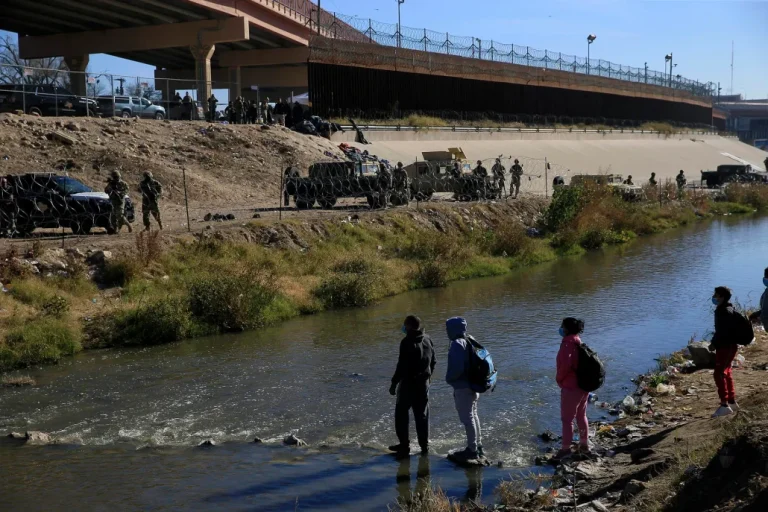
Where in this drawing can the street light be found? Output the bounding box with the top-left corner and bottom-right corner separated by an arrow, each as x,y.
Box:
397,0 -> 405,48
587,34 -> 596,75
665,53 -> 673,87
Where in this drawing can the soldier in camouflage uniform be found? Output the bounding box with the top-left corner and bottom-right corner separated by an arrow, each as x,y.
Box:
139,171 -> 163,231
492,158 -> 506,197
510,159 -> 524,199
105,170 -> 132,234
676,170 -> 687,197
379,164 -> 393,208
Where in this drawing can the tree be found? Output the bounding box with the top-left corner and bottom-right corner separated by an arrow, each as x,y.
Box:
0,34 -> 69,86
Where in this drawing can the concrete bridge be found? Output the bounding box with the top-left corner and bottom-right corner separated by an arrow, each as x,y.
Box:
2,0 -> 714,124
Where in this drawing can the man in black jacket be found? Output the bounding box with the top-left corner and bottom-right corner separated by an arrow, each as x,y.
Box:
389,315 -> 436,455
710,286 -> 741,417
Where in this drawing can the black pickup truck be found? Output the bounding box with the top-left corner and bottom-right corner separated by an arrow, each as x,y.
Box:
0,84 -> 99,117
4,173 -> 134,236
701,164 -> 768,188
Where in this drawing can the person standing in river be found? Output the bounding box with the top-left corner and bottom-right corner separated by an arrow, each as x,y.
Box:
389,315 -> 436,456
748,267 -> 768,331
445,317 -> 483,461
555,317 -> 590,459
710,286 -> 743,417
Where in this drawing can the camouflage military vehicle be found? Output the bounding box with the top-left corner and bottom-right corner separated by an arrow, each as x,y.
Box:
284,160 -> 408,209
569,173 -> 645,201
700,164 -> 768,188
405,148 -> 501,201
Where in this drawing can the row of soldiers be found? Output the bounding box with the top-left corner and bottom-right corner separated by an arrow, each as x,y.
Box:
472,158 -> 525,198
105,171 -> 164,234
206,95 -> 305,126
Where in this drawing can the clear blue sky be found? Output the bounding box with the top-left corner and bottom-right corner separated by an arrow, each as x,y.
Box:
2,0 -> 766,99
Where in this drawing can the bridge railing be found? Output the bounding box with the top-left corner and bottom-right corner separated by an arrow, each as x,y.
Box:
318,13 -> 714,99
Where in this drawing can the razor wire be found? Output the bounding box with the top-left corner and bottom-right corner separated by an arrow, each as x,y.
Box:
324,13 -> 714,98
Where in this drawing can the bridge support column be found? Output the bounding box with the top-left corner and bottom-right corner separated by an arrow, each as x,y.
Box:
228,66 -> 242,101
190,44 -> 215,115
63,55 -> 89,97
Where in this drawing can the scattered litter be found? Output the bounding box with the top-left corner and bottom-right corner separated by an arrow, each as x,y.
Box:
588,392 -> 598,403
732,354 -> 746,368
656,383 -> 676,396
622,395 -> 635,408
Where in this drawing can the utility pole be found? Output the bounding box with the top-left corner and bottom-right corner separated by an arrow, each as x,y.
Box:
730,40 -> 734,95
587,34 -> 596,75
397,0 -> 405,48
644,62 -> 648,84
317,0 -> 321,34
115,77 -> 125,95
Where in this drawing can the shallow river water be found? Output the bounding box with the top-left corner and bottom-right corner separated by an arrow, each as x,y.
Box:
1,215 -> 768,511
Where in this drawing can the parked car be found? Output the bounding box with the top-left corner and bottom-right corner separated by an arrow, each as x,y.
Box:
97,95 -> 166,119
5,173 -> 134,236
0,84 -> 99,117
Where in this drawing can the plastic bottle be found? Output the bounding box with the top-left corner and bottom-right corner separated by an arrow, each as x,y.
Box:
588,393 -> 598,403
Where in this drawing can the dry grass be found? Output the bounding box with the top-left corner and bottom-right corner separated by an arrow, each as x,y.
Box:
1,374 -> 36,387
389,486 -> 464,512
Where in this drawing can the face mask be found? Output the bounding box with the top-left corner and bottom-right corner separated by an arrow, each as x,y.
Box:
711,297 -> 719,306
401,325 -> 407,334
763,278 -> 768,287
559,327 -> 566,337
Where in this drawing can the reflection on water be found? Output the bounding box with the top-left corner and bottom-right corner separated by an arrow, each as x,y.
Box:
1,215 -> 767,511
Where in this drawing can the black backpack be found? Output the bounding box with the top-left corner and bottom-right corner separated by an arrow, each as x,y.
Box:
576,343 -> 605,392
732,310 -> 755,346
466,335 -> 498,393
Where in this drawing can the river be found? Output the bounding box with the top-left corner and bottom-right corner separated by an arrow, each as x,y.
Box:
1,215 -> 767,511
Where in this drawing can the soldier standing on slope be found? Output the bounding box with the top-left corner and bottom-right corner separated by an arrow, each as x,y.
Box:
492,158 -> 506,197
510,159 -> 524,198
676,170 -> 687,197
139,171 -> 163,231
105,170 -> 132,234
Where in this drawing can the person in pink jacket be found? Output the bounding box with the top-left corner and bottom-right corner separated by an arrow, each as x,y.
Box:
555,317 -> 590,459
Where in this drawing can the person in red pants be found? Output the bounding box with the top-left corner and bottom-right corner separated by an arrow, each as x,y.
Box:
710,286 -> 741,417
555,317 -> 590,459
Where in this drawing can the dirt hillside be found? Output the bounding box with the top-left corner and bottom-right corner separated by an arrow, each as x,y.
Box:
0,113 -> 345,210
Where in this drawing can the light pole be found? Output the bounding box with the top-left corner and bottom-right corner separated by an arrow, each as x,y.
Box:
665,53 -> 673,87
397,0 -> 405,48
587,34 -> 596,75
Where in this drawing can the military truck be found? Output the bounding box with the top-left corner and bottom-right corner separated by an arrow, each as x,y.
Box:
284,160 -> 408,209
405,148 -> 501,201
569,173 -> 645,201
700,164 -> 768,188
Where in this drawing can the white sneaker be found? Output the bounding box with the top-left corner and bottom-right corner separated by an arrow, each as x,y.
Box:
712,405 -> 734,418
729,402 -> 740,412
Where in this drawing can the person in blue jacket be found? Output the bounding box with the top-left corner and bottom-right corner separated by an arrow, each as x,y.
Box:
445,317 -> 482,460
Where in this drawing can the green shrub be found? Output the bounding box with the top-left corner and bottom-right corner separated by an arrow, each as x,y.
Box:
412,260 -> 449,288
101,257 -> 140,288
84,297 -> 196,348
39,295 -> 70,318
488,223 -> 532,257
0,318 -> 81,370
545,185 -> 584,231
724,184 -> 768,211
189,272 -> 279,331
314,255 -> 385,308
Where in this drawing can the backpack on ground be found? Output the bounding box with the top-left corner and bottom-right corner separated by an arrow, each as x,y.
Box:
576,343 -> 605,392
732,309 -> 755,346
466,335 -> 497,393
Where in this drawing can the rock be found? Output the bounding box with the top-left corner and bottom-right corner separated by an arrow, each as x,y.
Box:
47,131 -> 77,146
226,214 -> 235,221
538,429 -> 560,443
620,479 -> 647,502
616,426 -> 640,438
25,431 -> 51,444
447,450 -> 491,467
588,500 -> 610,512
86,250 -> 112,266
203,213 -> 213,222
197,439 -> 215,447
252,213 -> 261,219
7,432 -> 25,439
631,447 -> 656,463
283,434 -> 307,447
66,248 -> 86,259
688,341 -> 716,368
253,437 -> 263,444
64,122 -> 80,132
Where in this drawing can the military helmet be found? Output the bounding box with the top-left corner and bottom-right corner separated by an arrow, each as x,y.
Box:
110,170 -> 121,179
514,159 -> 520,163
397,161 -> 403,167
477,160 -> 482,165
143,171 -> 153,180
